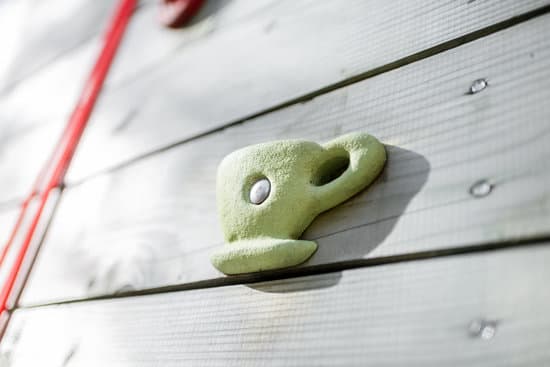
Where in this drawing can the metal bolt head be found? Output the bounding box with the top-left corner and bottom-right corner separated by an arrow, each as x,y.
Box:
249,178 -> 271,204
469,78 -> 488,94
469,320 -> 498,340
469,179 -> 493,198
480,324 -> 496,339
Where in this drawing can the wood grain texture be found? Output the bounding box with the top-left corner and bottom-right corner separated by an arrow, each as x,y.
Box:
0,40 -> 101,204
0,0 -> 121,203
0,206 -> 19,254
65,0 -> 550,181
0,0 -> 296,205
0,0 -> 112,93
0,203 -> 37,304
0,205 -> 24,300
0,193 -> 60,312
5,245 -> 550,366
19,16 -> 550,306
103,0 -> 284,88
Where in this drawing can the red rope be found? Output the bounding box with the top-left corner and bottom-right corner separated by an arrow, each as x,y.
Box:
0,0 -> 136,317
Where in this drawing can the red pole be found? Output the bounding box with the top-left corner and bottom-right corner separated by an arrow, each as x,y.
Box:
0,0 -> 136,319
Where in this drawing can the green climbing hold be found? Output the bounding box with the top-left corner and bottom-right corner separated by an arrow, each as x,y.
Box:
211,132 -> 387,274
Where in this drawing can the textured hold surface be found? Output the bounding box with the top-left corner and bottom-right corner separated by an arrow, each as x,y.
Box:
210,238 -> 317,275
211,132 -> 386,274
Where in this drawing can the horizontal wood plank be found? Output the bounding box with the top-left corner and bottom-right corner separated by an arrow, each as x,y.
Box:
0,205 -> 24,294
103,0 -> 285,88
0,0 -> 301,204
0,206 -> 19,253
5,245 -> 550,366
0,40 -> 101,204
0,0 -> 124,203
0,0 -> 112,93
65,0 -> 550,181
19,16 -> 550,305
0,193 -> 59,312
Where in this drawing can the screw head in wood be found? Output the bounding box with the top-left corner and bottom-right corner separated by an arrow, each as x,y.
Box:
249,178 -> 271,204
468,320 -> 497,340
469,78 -> 488,94
469,179 -> 492,198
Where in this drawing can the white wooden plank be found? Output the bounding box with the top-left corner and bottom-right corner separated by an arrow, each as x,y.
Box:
0,40 -> 101,204
0,0 -> 294,204
18,16 -> 550,305
65,0 -> 550,181
0,206 -> 19,252
5,245 -> 550,366
0,0 -> 112,93
1,191 -> 62,312
104,0 -> 284,88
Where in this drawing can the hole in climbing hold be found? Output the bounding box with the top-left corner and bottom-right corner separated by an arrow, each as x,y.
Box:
249,178 -> 271,205
311,154 -> 350,186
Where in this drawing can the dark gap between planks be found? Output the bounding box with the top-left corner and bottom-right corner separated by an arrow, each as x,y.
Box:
66,3 -> 550,186
10,3 -> 550,310
16,235 -> 550,310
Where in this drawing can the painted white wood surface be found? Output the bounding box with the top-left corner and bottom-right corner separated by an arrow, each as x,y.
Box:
19,15 -> 550,305
0,0 -> 118,204
5,245 -> 550,366
0,41 -> 102,204
65,0 -> 550,182
0,207 -> 19,255
0,0 -> 111,93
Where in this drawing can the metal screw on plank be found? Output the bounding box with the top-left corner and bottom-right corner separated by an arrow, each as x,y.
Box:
469,78 -> 488,94
468,319 -> 498,340
469,179 -> 493,198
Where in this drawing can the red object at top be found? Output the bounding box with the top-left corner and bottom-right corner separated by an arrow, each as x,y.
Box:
159,0 -> 204,28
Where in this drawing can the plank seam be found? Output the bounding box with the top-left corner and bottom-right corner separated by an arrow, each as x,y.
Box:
0,0 -> 137,339
16,234 -> 550,310
66,3 -> 550,186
